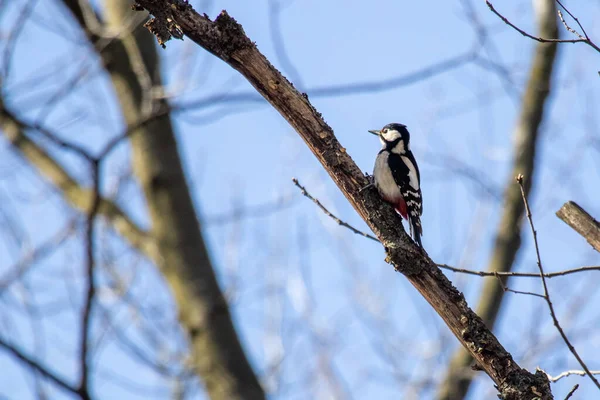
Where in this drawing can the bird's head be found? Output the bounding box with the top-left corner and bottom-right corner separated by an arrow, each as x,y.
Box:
368,123 -> 410,153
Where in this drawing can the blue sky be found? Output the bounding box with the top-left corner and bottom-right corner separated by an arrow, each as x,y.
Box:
1,0 -> 600,399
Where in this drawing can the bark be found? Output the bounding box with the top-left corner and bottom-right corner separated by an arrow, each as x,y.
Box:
437,1 -> 559,399
56,1 -> 265,399
556,201 -> 600,252
131,1 -> 554,398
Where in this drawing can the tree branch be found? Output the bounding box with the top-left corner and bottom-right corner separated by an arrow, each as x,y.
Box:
556,201 -> 600,252
486,0 -> 600,53
518,175 -> 600,390
61,0 -> 266,398
132,1 -> 553,398
78,159 -> 101,397
0,337 -> 87,399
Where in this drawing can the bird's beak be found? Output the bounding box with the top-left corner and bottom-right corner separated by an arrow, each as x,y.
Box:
368,129 -> 380,136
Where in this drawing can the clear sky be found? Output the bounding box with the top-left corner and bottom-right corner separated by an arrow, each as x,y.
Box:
1,0 -> 600,399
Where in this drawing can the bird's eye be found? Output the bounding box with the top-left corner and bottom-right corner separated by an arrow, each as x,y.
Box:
383,128 -> 388,133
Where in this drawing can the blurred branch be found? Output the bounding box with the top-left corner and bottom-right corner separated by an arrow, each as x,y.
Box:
518,175 -> 600,390
556,201 -> 600,252
0,104 -> 154,257
133,2 -> 553,398
0,219 -> 76,294
178,49 -> 477,110
486,0 -> 600,53
203,194 -> 296,226
439,0 -> 560,398
0,337 -> 88,399
1,0 -> 38,82
64,0 -> 266,398
78,160 -> 101,397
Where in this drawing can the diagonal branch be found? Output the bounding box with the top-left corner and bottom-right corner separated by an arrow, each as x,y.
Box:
292,178 -> 379,242
486,0 -> 600,53
0,337 -> 87,399
0,104 -> 155,259
556,201 -> 600,252
132,2 -> 553,398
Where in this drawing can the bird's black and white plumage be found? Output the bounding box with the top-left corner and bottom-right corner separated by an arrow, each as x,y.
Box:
369,123 -> 423,247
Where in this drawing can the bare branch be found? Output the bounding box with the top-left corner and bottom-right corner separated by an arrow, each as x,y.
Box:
289,182 -> 600,281
2,0 -> 39,81
517,174 -> 600,390
564,385 -> 579,400
438,1 -> 560,397
486,0 -> 600,53
438,264 -> 600,279
292,178 -> 379,242
0,337 -> 86,398
78,159 -> 102,397
556,201 -> 600,253
0,220 -> 76,294
556,0 -> 591,40
132,2 -> 553,398
545,369 -> 600,383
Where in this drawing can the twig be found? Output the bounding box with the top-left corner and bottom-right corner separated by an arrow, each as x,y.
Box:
556,0 -> 591,40
564,384 -> 579,400
0,337 -> 83,397
517,174 -> 600,390
291,181 -> 600,280
78,159 -> 102,398
485,1 -> 600,53
557,11 -> 585,41
291,179 -> 600,280
0,220 -> 76,294
545,369 -> 600,383
438,263 -> 600,279
2,0 -> 39,81
292,178 -> 379,242
494,272 -> 545,299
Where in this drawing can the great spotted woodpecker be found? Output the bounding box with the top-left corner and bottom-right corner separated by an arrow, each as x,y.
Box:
369,123 -> 423,247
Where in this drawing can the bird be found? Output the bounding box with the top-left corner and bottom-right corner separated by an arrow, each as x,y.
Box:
368,123 -> 423,247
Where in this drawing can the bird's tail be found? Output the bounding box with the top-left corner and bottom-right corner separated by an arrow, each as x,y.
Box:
409,216 -> 423,248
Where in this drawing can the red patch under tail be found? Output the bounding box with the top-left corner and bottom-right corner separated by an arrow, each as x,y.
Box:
395,197 -> 408,220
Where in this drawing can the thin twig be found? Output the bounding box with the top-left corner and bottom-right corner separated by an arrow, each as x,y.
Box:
0,337 -> 83,397
494,272 -> 546,299
78,159 -> 102,398
517,173 -> 600,390
486,1 -> 600,53
556,0 -> 590,39
557,11 -> 584,41
438,263 -> 600,279
292,178 -> 379,242
2,0 -> 39,81
291,180 -> 600,280
564,384 -> 579,400
545,369 -> 600,383
0,220 -> 77,294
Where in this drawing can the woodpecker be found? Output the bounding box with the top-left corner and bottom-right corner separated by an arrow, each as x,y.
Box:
369,123 -> 423,247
